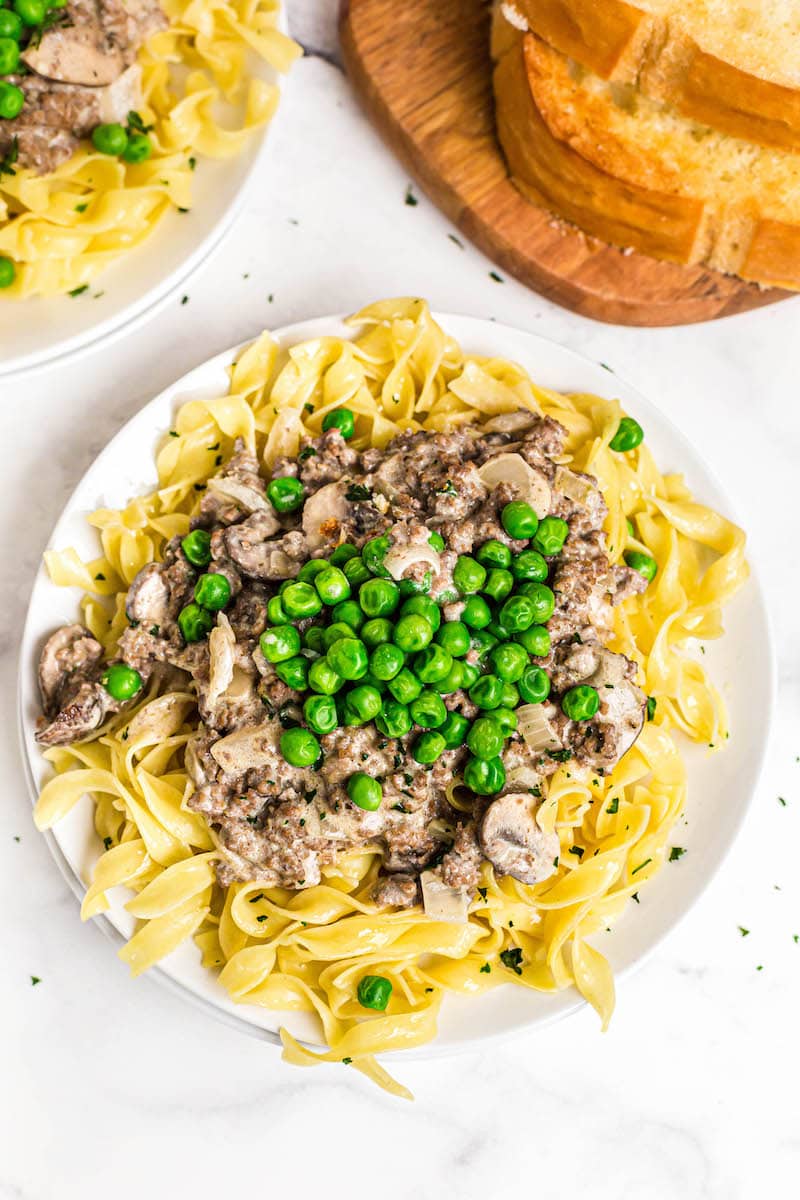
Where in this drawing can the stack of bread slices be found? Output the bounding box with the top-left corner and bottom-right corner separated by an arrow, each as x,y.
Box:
491,0 -> 800,288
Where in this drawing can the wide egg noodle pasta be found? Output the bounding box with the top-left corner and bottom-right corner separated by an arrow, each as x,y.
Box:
0,0 -> 300,298
33,298 -> 748,1096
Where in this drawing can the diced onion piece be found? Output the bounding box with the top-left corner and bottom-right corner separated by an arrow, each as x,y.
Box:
555,466 -> 596,507
477,452 -> 551,518
207,613 -> 236,706
125,693 -> 194,744
505,764 -> 544,790
517,703 -> 561,752
302,481 -> 351,550
420,870 -> 470,924
208,477 -> 270,515
482,411 -> 536,434
384,541 -> 441,582
210,723 -> 275,773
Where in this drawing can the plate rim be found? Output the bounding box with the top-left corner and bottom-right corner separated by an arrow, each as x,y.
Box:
16,311 -> 778,1059
0,8 -> 294,381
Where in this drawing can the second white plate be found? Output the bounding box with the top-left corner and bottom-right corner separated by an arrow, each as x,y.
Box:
17,313 -> 775,1057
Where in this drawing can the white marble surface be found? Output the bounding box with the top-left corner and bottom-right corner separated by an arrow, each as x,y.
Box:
2,4 -> 798,1195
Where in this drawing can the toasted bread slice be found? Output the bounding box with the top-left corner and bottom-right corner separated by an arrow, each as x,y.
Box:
493,29 -> 800,289
494,0 -> 800,150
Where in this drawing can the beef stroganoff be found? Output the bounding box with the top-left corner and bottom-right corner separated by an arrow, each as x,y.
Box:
33,300 -> 747,1096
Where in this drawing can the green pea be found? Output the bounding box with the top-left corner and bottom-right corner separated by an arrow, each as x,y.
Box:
410,689 -> 447,729
453,555 -> 487,595
303,694 -> 338,735
259,624 -> 301,663
13,0 -> 46,24
0,80 -> 24,120
326,637 -> 368,681
468,674 -> 504,710
280,727 -> 320,767
387,667 -> 422,705
321,407 -> 355,439
483,568 -> 514,602
275,655 -> 309,691
413,644 -> 453,684
499,681 -> 519,708
359,577 -> 400,617
490,641 -> 528,682
91,122 -> 128,156
0,257 -> 15,289
0,10 -> 23,38
428,531 -> 445,553
511,549 -> 548,582
467,716 -> 505,761
501,501 -> 539,540
331,599 -> 363,632
361,617 -> 393,648
440,711 -> 469,749
308,658 -> 343,695
370,643 -> 405,681
400,594 -> 441,632
469,629 -> 498,660
303,625 -> 326,654
398,572 -> 431,597
343,556 -> 371,588
624,550 -> 658,583
297,558 -> 328,584
330,542 -> 359,566
0,35 -> 20,73
435,620 -> 470,658
348,772 -> 383,811
102,663 -> 143,701
357,973 -> 392,1010
461,595 -> 492,629
487,620 -> 510,643
492,706 -> 518,735
498,594 -> 536,633
179,529 -> 211,569
278,581 -> 319,620
460,662 -> 480,688
435,660 -> 465,694
194,572 -> 231,612
533,516 -> 569,557
362,535 -> 391,577
393,613 -> 433,653
517,582 -> 556,624
346,684 -> 382,722
360,672 -> 387,693
464,755 -> 505,795
476,539 -> 511,569
562,684 -> 600,721
413,731 -> 446,764
122,133 -> 152,164
518,665 -> 551,705
178,603 -> 214,643
515,625 -> 550,657
375,700 -> 412,739
315,565 -> 351,605
322,619 -> 352,649
609,416 -> 644,453
267,476 -> 304,513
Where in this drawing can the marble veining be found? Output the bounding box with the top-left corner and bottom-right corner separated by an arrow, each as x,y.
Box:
0,2 -> 797,1196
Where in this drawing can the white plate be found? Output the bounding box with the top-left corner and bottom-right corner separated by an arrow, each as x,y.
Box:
17,314 -> 776,1057
0,12 -> 291,380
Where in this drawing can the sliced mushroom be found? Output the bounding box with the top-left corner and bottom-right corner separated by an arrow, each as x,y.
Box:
23,22 -> 125,86
481,410 -> 537,433
37,623 -> 104,717
35,680 -> 110,746
477,452 -> 552,517
125,562 -> 171,627
207,477 -> 271,517
420,869 -> 470,923
302,481 -> 352,551
222,516 -> 307,580
209,722 -> 278,774
479,793 -> 559,885
585,648 -> 647,763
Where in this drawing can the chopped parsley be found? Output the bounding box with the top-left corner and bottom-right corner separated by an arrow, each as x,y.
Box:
738,926 -> 750,937
606,798 -> 619,815
778,796 -> 787,807
668,846 -> 686,862
479,963 -> 491,974
631,892 -> 640,903
499,948 -> 523,975
568,845 -> 584,859
646,696 -> 657,721
477,886 -> 488,902
75,202 -> 89,213
31,976 -> 41,986
448,233 -> 464,249
256,915 -> 268,923
103,837 -> 112,850
68,285 -> 89,297
249,892 -> 265,903
404,184 -> 418,206
547,749 -> 572,763
298,446 -> 317,462
345,483 -> 371,502
181,295 -> 189,305
0,137 -> 19,178
342,1056 -> 352,1065
489,270 -> 504,283
631,858 -> 652,875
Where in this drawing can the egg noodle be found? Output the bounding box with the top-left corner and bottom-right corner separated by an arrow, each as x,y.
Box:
33,299 -> 748,1098
0,0 -> 299,298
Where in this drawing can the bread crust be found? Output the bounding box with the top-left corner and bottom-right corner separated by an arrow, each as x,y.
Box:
493,32 -> 800,289
500,0 -> 800,150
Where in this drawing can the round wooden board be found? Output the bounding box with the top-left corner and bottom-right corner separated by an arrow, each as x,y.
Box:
339,0 -> 791,326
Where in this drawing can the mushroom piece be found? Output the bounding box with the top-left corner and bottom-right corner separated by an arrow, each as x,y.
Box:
301,481 -> 353,551
420,869 -> 470,924
125,562 -> 172,627
585,648 -> 647,764
35,680 -> 111,746
37,623 -> 104,716
476,452 -> 552,518
207,477 -> 271,516
221,517 -> 307,581
23,22 -> 125,87
479,793 -> 560,885
209,722 -> 278,774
